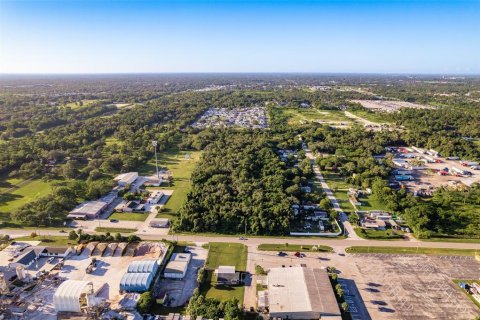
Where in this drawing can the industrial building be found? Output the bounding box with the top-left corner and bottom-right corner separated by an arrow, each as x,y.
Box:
119,272 -> 154,292
120,259 -> 160,292
163,253 -> 191,279
265,267 -> 341,319
114,172 -> 139,187
67,200 -> 108,219
54,280 -> 95,313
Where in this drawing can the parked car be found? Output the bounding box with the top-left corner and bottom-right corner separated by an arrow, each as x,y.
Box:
277,251 -> 287,257
110,219 -> 118,223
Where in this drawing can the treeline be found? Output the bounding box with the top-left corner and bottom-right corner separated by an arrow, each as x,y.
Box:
175,130 -> 292,235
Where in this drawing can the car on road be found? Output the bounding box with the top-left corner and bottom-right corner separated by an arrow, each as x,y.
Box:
277,251 -> 287,256
294,252 -> 305,258
110,219 -> 118,223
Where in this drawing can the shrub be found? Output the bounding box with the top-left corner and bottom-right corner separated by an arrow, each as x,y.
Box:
136,291 -> 153,314
68,230 -> 78,240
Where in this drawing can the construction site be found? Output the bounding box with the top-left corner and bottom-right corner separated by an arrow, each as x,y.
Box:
0,240 -> 169,319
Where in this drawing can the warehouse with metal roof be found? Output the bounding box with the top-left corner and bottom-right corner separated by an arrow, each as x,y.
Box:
54,280 -> 94,313
127,259 -> 159,274
266,267 -> 342,319
119,272 -> 154,292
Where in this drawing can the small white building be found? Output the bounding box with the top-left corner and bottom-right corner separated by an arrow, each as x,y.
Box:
147,190 -> 164,204
149,218 -> 170,228
114,172 -> 139,187
163,253 -> 191,279
216,265 -> 240,285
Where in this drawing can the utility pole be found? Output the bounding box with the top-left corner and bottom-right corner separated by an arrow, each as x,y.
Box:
152,140 -> 159,179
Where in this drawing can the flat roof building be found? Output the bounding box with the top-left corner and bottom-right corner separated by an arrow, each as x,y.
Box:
164,253 -> 191,279
67,201 -> 108,219
149,218 -> 170,228
114,172 -> 139,187
266,267 -> 341,319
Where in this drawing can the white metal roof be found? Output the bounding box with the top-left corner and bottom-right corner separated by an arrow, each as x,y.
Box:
268,267 -> 340,317
217,265 -> 235,274
54,280 -> 93,313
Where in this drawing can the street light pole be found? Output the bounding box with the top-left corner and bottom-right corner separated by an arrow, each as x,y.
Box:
152,140 -> 159,179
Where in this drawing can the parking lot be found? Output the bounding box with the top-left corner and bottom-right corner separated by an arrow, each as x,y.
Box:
246,248 -> 480,320
152,245 -> 208,307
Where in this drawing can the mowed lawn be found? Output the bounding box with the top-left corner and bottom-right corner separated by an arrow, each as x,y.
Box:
137,149 -> 201,219
108,212 -> 149,221
14,236 -> 77,247
201,242 -> 248,302
0,177 -> 58,220
205,242 -> 248,271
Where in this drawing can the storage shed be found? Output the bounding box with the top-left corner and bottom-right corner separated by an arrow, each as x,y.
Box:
127,259 -> 159,274
119,272 -> 153,292
54,280 -> 94,313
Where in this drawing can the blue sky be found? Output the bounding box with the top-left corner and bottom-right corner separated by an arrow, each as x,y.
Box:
0,0 -> 479,74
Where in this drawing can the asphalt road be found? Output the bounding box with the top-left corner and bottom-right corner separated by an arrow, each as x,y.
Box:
5,228 -> 480,250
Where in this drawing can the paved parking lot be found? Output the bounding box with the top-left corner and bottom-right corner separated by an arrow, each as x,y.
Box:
153,245 -> 208,307
246,248 -> 480,320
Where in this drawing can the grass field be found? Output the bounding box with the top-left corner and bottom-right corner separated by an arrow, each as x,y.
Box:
348,109 -> 392,123
354,228 -> 404,240
199,242 -> 247,302
257,243 -> 333,252
14,236 -> 76,246
0,177 -> 58,220
273,107 -> 352,125
200,270 -> 245,302
204,242 -> 248,271
346,246 -> 478,256
422,237 -> 480,244
108,212 -> 149,221
63,99 -> 101,109
321,171 -> 355,212
95,227 -> 136,233
138,149 -> 201,220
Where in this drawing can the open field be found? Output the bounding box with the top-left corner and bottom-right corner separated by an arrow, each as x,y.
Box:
423,236 -> 480,244
354,228 -> 404,240
257,243 -> 333,252
204,242 -> 248,271
108,212 -> 149,221
273,107 -> 352,125
14,235 -> 77,246
346,246 -> 478,256
0,177 -> 58,220
347,109 -> 392,123
138,149 -> 201,219
62,99 -> 102,109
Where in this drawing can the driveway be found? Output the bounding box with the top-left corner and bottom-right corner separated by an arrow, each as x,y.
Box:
304,147 -> 362,240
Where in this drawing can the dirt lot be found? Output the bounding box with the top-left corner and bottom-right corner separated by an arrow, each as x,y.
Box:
58,242 -> 167,302
247,248 -> 480,320
351,100 -> 434,112
392,151 -> 480,192
152,245 -> 208,307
